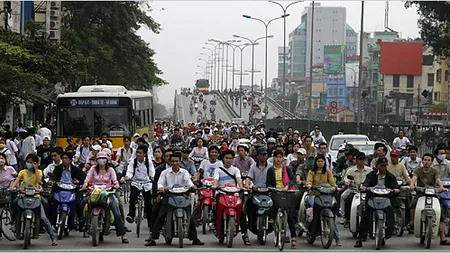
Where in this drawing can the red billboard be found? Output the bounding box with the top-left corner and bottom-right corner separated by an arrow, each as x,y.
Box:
380,42 -> 423,75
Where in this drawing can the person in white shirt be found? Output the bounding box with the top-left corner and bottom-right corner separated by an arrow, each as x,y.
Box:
130,137 -> 153,162
100,132 -> 113,149
310,125 -> 322,137
20,129 -> 36,165
86,145 -> 102,163
131,133 -> 140,150
198,146 -> 223,178
34,133 -> 43,147
0,139 -> 12,165
38,123 -> 52,141
43,147 -> 63,178
213,149 -> 242,188
312,128 -> 327,148
4,132 -> 19,171
125,145 -> 155,227
74,136 -> 92,165
116,136 -> 133,176
318,142 -> 335,172
401,145 -> 422,175
392,130 -> 411,152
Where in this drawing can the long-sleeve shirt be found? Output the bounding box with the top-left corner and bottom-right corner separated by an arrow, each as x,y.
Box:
344,166 -> 372,190
0,166 -> 16,188
189,147 -> 209,159
84,166 -> 119,187
126,159 -> 155,192
157,168 -> 193,190
21,136 -> 36,159
306,169 -> 337,189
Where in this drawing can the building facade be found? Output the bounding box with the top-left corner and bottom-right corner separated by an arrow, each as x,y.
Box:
277,46 -> 288,89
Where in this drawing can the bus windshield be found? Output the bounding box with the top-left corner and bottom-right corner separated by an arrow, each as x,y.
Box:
58,107 -> 131,137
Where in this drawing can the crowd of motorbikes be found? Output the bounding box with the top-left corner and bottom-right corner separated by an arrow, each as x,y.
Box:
189,93 -> 217,123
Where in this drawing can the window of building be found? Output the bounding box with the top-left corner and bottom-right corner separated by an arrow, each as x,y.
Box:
373,73 -> 378,83
434,92 -> 440,101
407,75 -> 414,88
437,69 -> 442,83
446,70 -> 449,82
339,88 -> 343,96
393,75 -> 400,87
428,73 -> 434,87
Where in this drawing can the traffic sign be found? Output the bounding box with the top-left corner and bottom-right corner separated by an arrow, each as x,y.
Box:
330,107 -> 337,114
330,101 -> 337,108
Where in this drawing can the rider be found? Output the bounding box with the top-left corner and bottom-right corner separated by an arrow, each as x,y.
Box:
401,145 -> 422,176
354,157 -> 399,248
50,152 -> 85,231
233,145 -> 255,173
387,150 -> 410,182
340,152 -> 372,227
408,153 -> 447,242
194,103 -> 199,110
146,153 -> 204,246
82,152 -> 129,244
266,150 -> 298,249
125,145 -> 155,229
432,146 -> 450,178
9,154 -> 58,246
370,144 -> 388,169
392,130 -> 411,153
181,148 -> 196,177
312,128 -> 327,148
43,147 -> 63,178
73,136 -> 91,169
198,146 -> 222,179
304,154 -> 341,246
302,136 -> 317,157
170,128 -> 183,145
116,136 -> 133,179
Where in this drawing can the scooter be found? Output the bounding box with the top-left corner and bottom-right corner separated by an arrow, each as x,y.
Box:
214,184 -> 242,248
190,156 -> 205,171
162,184 -> 191,248
394,178 -> 410,237
366,185 -> 393,250
438,178 -> 450,236
414,186 -> 442,249
249,183 -> 273,245
53,182 -> 77,240
198,178 -> 215,234
304,184 -> 338,249
14,187 -> 41,249
86,185 -> 115,247
348,176 -> 366,238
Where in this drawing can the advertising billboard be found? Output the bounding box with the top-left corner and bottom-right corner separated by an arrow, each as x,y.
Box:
324,45 -> 345,74
380,42 -> 423,75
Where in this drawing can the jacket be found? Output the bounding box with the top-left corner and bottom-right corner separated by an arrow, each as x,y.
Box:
363,169 -> 399,190
51,163 -> 85,192
153,162 -> 169,194
266,165 -> 296,189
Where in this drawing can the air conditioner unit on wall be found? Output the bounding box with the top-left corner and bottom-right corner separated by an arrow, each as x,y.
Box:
50,1 -> 61,9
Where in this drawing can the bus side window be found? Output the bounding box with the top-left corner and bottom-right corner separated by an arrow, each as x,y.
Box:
136,112 -> 142,128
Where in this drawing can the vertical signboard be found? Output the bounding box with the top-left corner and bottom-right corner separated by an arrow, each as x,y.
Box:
324,45 -> 345,74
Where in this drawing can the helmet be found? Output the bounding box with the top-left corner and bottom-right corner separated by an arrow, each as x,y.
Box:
96,151 -> 108,160
267,137 -> 276,144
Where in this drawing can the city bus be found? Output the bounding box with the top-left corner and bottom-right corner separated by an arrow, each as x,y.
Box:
195,79 -> 210,94
55,85 -> 153,149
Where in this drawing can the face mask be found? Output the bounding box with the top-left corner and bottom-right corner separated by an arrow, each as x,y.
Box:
154,153 -> 162,159
97,159 -> 106,166
26,162 -> 34,169
0,144 -> 5,149
306,160 -> 314,167
438,154 -> 446,161
0,160 -> 4,165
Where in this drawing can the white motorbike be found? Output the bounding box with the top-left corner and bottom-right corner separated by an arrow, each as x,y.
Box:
348,176 -> 365,238
413,186 -> 442,249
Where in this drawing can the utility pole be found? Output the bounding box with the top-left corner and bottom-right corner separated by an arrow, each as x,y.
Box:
356,1 -> 365,134
221,43 -> 225,91
307,1 -> 315,131
418,82 -> 421,125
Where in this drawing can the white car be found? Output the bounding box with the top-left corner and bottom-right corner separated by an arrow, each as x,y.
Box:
338,140 -> 392,160
329,134 -> 370,159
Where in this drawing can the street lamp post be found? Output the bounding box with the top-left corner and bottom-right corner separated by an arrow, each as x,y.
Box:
205,41 -> 220,91
210,39 -> 241,92
229,43 -> 249,105
234,34 -> 273,122
357,1 -> 365,134
269,0 -> 303,129
201,50 -> 214,86
243,14 -> 289,124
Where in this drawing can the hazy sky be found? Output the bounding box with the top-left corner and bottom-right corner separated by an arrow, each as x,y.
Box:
138,1 -> 420,107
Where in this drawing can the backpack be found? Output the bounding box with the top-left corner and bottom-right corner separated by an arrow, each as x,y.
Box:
120,147 -> 133,163
79,145 -> 92,157
132,158 -> 150,179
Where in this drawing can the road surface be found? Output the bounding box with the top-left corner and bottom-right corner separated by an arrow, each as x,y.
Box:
177,94 -> 233,124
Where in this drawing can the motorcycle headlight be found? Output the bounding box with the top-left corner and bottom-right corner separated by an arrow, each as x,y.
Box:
25,189 -> 36,196
425,188 -> 436,195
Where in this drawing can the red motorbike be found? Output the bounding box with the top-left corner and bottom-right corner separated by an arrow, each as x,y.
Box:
214,184 -> 242,248
197,178 -> 215,234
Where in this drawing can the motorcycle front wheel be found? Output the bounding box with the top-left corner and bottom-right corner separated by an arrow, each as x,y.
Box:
321,217 -> 334,249
226,216 -> 235,248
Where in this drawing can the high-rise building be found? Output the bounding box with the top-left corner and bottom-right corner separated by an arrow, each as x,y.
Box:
277,46 -> 288,89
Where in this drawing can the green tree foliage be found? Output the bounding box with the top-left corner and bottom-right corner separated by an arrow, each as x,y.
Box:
0,28 -> 81,122
62,1 -> 166,91
405,1 -> 450,58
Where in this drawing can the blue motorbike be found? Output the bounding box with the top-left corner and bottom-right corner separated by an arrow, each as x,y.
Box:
439,178 -> 450,236
53,183 -> 77,240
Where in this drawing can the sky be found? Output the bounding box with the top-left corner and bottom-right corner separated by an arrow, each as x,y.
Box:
137,1 -> 421,107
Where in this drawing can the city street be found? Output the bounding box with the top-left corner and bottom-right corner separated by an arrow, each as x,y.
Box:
2,201 -> 450,252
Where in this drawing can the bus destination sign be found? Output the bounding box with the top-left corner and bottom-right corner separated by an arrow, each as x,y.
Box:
70,98 -> 119,107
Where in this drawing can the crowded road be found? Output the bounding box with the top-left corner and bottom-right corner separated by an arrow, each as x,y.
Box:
178,94 -> 233,123
2,199 -> 449,252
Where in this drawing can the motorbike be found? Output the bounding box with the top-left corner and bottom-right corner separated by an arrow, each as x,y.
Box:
190,156 -> 205,171
394,178 -> 410,237
211,113 -> 216,122
203,104 -> 207,111
366,185 -> 393,250
249,183 -> 273,245
197,178 -> 215,234
303,184 -> 338,249
162,184 -> 191,248
86,185 -> 115,247
190,108 -> 194,116
214,184 -> 242,248
414,186 -> 442,249
439,178 -> 450,236
199,95 -> 204,103
14,187 -> 42,249
348,176 -> 366,238
235,99 -> 239,106
53,182 -> 77,240
172,142 -> 183,153
160,133 -> 170,150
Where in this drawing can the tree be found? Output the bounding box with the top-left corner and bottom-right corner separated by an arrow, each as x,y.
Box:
61,1 -> 166,91
405,2 -> 450,58
153,103 -> 168,118
0,28 -> 82,123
